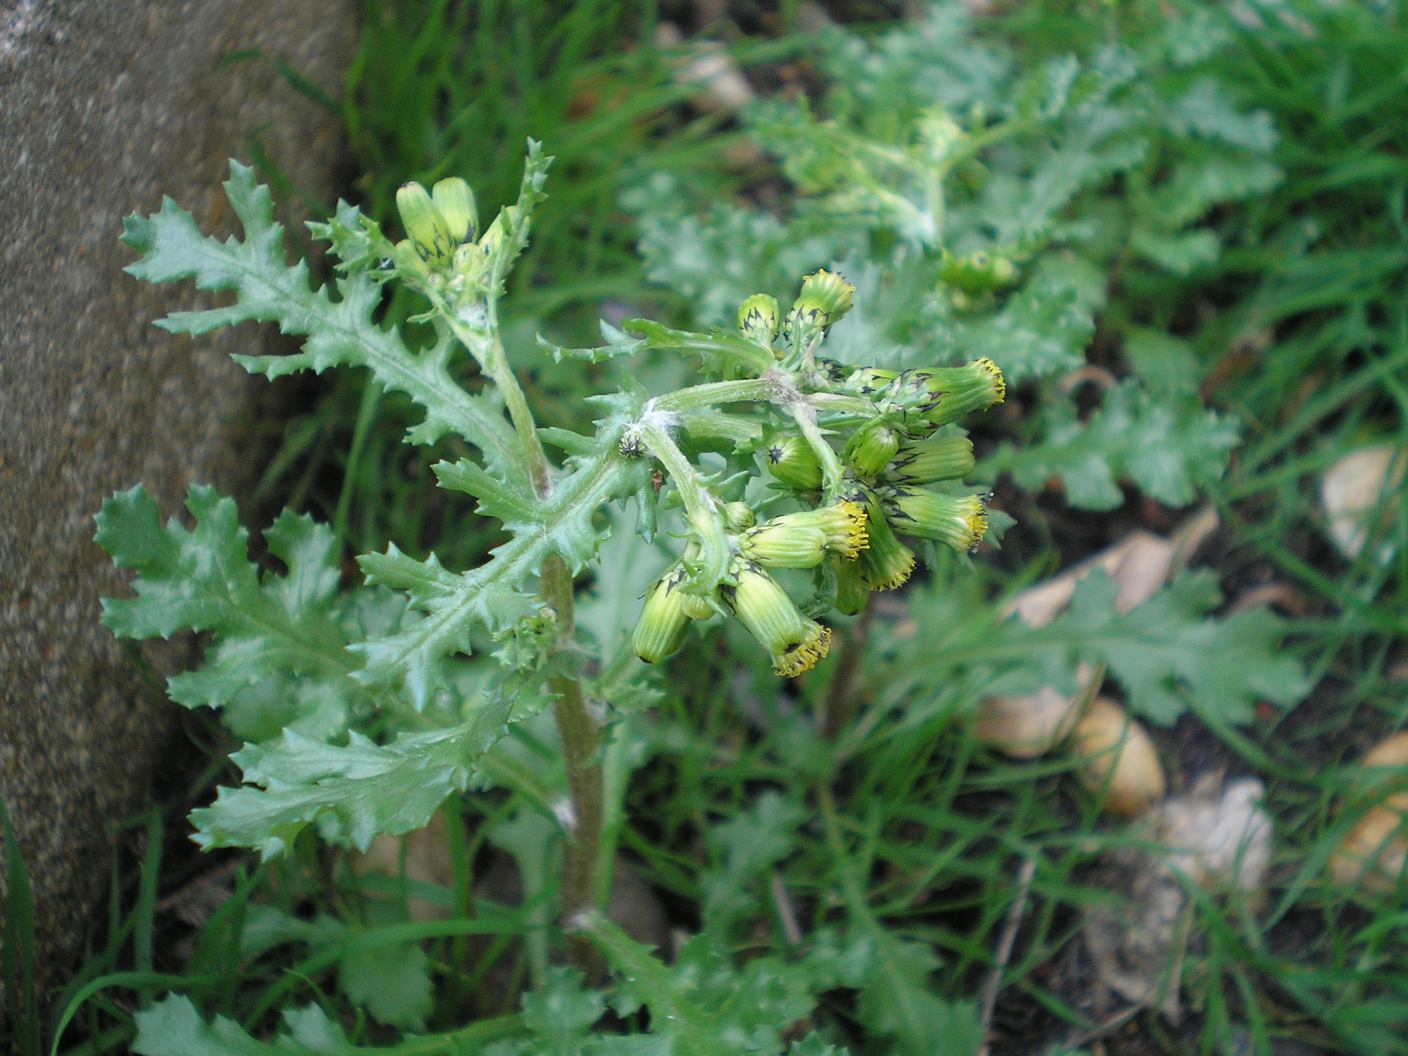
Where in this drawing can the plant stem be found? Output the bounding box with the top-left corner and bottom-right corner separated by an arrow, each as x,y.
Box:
651,377 -> 780,412
450,289 -> 604,974
541,553 -> 604,977
791,402 -> 846,501
638,419 -> 731,589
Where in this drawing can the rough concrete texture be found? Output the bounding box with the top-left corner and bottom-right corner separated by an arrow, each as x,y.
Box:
0,0 -> 356,1012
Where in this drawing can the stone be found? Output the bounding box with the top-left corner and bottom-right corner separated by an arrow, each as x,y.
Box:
0,0 -> 357,1020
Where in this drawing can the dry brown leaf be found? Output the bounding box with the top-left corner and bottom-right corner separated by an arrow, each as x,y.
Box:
1072,698 -> 1165,817
1155,777 -> 1273,898
1004,530 -> 1175,630
975,665 -> 1103,759
654,24 -> 754,113
1330,732 -> 1408,893
351,810 -> 456,922
1321,443 -> 1406,562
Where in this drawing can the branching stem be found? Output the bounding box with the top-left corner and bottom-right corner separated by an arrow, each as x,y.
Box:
638,419 -> 731,589
791,402 -> 847,501
445,284 -> 604,974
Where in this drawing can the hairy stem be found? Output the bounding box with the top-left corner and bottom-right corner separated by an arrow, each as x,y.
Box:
638,419 -> 730,589
791,402 -> 847,501
541,552 -> 604,977
651,377 -> 780,413
450,289 -> 603,972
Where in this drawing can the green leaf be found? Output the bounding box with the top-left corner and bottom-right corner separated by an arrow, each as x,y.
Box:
581,918 -> 853,1056
133,994 -> 521,1055
947,270 -> 1096,385
1131,227 -> 1221,274
623,319 -> 775,376
1122,328 -> 1201,394
191,708 -> 511,857
1005,571 -> 1310,726
122,161 -> 532,493
1148,155 -> 1283,230
996,382 -> 1239,509
133,994 -> 351,1055
537,321 -> 646,364
854,929 -> 981,1056
521,968 -> 607,1054
352,442 -> 642,709
703,792 -> 805,935
339,941 -> 432,1031
96,485 -> 369,736
1162,77 -> 1277,151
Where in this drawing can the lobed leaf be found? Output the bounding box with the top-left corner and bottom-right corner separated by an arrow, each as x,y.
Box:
122,161 -> 532,494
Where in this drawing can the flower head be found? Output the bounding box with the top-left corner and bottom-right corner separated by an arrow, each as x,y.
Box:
738,293 -> 781,348
883,487 -> 990,554
791,269 -> 855,328
632,566 -> 690,664
892,358 -> 1006,427
885,434 -> 976,485
431,178 -> 478,244
740,523 -> 828,569
724,561 -> 832,677
396,182 -> 455,264
844,421 -> 901,476
763,500 -> 869,558
851,489 -> 915,590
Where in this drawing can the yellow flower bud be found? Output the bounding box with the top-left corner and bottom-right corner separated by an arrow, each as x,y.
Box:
885,434 -> 976,485
893,358 -> 1006,427
396,181 -> 455,264
763,501 -> 869,559
852,489 -> 915,590
724,561 -> 832,677
738,293 -> 781,347
740,523 -> 828,569
431,177 -> 478,244
883,487 -> 990,555
632,567 -> 690,664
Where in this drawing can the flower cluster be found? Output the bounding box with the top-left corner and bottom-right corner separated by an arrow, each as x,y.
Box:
393,176 -> 510,300
632,269 -> 1005,676
632,499 -> 867,677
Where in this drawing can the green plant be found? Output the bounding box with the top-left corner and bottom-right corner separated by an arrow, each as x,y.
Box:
76,3 -> 1408,1051
94,140 -> 1007,1051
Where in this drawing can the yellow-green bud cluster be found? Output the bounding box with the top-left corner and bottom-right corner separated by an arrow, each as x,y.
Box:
937,248 -> 1017,295
396,177 -> 478,265
836,359 -> 1005,430
630,499 -> 872,676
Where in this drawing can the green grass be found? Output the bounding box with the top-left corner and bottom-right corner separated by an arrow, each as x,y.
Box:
48,0 -> 1408,1053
